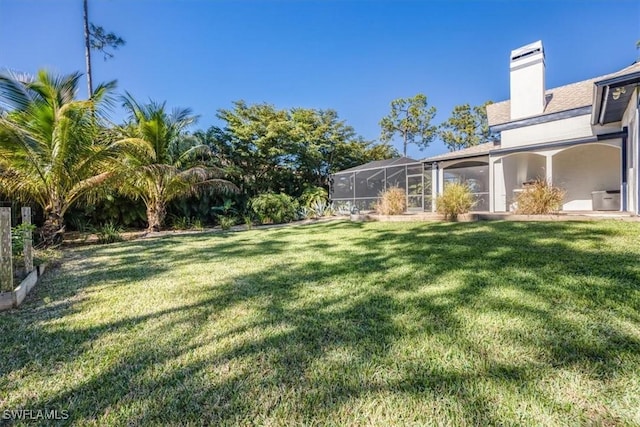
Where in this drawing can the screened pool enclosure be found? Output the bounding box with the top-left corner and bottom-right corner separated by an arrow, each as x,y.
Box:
330,157 -> 433,212
330,157 -> 490,213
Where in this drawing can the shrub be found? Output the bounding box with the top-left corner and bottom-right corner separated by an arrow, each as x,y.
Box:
335,203 -> 352,216
299,186 -> 328,207
249,193 -> 299,224
376,187 -> 406,215
297,206 -> 314,220
243,215 -> 254,230
436,183 -> 475,221
96,222 -> 124,244
311,200 -> 335,218
191,218 -> 205,231
69,216 -> 93,233
218,216 -> 236,230
211,199 -> 237,216
11,223 -> 36,256
172,216 -> 191,230
515,179 -> 565,214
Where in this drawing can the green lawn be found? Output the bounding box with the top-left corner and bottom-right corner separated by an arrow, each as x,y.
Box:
2,220 -> 640,425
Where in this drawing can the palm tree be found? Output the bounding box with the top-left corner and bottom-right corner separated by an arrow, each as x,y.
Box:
118,94 -> 236,232
0,70 -> 122,245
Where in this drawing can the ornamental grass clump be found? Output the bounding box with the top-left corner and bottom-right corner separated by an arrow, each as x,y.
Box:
436,183 -> 475,221
515,179 -> 565,214
376,187 -> 406,215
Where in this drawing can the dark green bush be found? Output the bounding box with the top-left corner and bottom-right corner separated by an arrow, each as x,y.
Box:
299,186 -> 328,208
249,193 -> 299,224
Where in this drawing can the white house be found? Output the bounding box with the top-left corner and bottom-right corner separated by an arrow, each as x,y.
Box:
331,41 -> 639,215
424,40 -> 640,214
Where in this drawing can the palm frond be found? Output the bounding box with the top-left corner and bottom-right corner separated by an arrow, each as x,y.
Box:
65,171 -> 114,212
0,69 -> 121,220
0,70 -> 35,111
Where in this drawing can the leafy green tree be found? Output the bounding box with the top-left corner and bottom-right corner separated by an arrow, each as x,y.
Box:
203,101 -> 394,198
0,70 -> 121,245
379,93 -> 438,156
290,108 -> 393,186
118,94 -> 235,232
208,101 -> 295,196
360,141 -> 399,163
439,101 -> 493,151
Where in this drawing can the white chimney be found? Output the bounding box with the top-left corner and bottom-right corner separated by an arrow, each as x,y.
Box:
509,40 -> 545,120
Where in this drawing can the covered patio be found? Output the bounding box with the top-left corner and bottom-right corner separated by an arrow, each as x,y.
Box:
490,140 -> 623,212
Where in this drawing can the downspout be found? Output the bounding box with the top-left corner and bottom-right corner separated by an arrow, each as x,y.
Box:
621,127 -> 628,211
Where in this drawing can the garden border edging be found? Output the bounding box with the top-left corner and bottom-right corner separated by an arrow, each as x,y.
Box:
0,263 -> 47,311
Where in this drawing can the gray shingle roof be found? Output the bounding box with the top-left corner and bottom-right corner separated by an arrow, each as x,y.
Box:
422,142 -> 495,162
487,62 -> 640,127
334,156 -> 419,174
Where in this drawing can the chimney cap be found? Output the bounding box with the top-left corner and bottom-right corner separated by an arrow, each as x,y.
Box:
510,40 -> 544,62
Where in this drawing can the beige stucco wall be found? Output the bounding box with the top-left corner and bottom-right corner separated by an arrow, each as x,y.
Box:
502,153 -> 546,209
500,114 -> 622,149
491,140 -> 621,212
553,144 -> 621,211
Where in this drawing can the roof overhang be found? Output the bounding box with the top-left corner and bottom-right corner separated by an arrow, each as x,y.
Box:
421,152 -> 491,164
489,129 -> 627,156
332,156 -> 419,175
489,106 -> 591,134
591,71 -> 640,126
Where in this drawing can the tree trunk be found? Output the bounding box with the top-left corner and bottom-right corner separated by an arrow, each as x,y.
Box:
403,133 -> 408,157
83,0 -> 93,97
41,210 -> 64,247
146,200 -> 166,232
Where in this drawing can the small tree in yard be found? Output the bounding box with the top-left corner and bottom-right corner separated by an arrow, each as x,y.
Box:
118,94 -> 236,232
437,183 -> 475,221
379,94 -> 438,157
0,70 -> 122,246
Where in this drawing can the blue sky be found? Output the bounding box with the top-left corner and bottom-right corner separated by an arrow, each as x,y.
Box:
1,0 -> 638,158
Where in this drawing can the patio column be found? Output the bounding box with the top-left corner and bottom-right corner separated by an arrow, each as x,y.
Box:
621,127 -> 628,212
431,163 -> 438,212
545,154 -> 553,184
489,157 -> 495,212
